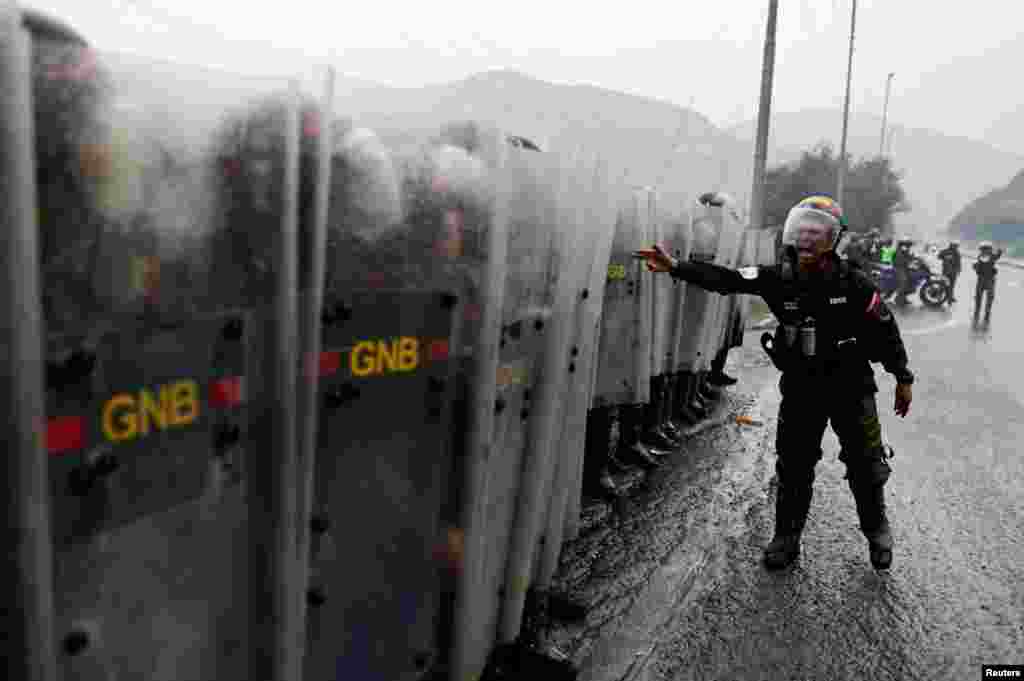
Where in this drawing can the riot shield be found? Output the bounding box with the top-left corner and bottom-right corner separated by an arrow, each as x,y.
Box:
704,201 -> 746,362
437,128 -> 586,680
303,118 -> 477,681
664,210 -> 694,373
296,120 -> 506,681
498,147 -> 593,641
32,34 -> 325,678
592,192 -> 646,409
649,195 -> 673,381
674,202 -> 720,374
730,230 -> 757,347
691,196 -> 743,376
633,188 -> 655,406
2,8 -> 57,677
661,208 -> 693,428
560,160 -> 622,540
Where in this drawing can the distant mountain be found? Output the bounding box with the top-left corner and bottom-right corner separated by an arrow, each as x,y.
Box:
948,169 -> 1024,253
99,58 -> 756,217
336,69 -> 754,212
729,109 -> 1024,238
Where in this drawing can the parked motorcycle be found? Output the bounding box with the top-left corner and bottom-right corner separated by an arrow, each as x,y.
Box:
867,257 -> 951,307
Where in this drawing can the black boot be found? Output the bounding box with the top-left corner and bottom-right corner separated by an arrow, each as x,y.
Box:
763,467 -> 814,570
643,427 -> 678,451
764,485 -> 803,570
849,478 -> 893,571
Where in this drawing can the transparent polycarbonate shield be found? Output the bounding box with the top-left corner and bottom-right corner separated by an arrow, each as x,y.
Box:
445,129 -> 586,680
563,159 -> 623,540
694,199 -> 744,371
634,189 -> 655,403
592,192 -> 645,408
702,202 -> 747,363
665,210 -> 694,374
306,119 -> 504,680
498,147 -> 596,641
2,10 -> 56,677
731,230 -> 757,345
305,292 -> 460,681
311,121 -> 509,681
648,191 -> 673,378
35,41 -> 318,680
675,204 -> 720,372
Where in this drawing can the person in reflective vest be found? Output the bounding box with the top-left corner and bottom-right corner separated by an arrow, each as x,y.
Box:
937,240 -> 962,303
879,240 -> 896,265
634,196 -> 914,571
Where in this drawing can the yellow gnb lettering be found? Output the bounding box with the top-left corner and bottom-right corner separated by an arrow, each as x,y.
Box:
139,387 -> 167,436
351,341 -> 377,377
170,380 -> 199,426
378,340 -> 399,373
608,264 -> 627,281
349,337 -> 420,377
101,379 -> 201,442
103,394 -> 137,442
398,338 -> 419,372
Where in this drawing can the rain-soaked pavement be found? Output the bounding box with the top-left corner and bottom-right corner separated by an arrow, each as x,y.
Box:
543,264 -> 1024,681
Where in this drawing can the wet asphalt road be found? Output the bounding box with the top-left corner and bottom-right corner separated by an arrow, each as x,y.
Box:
544,265 -> 1024,681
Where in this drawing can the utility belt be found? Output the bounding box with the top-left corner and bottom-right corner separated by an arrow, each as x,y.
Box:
760,321 -> 861,373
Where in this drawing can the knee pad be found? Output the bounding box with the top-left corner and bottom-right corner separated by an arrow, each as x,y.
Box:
845,446 -> 892,487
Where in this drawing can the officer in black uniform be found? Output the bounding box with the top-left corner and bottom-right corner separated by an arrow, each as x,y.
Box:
937,240 -> 962,303
864,229 -> 882,262
972,241 -> 1003,328
892,238 -> 915,306
634,196 -> 914,571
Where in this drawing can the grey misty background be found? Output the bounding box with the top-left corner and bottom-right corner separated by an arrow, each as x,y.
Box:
62,0 -> 1024,251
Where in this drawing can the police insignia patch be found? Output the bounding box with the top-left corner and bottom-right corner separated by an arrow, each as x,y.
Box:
739,267 -> 759,280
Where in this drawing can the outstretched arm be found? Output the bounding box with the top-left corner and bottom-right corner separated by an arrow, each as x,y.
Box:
633,244 -> 769,296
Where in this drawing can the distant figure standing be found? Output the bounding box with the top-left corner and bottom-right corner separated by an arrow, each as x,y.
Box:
892,239 -> 915,306
972,241 -> 1003,327
937,240 -> 962,303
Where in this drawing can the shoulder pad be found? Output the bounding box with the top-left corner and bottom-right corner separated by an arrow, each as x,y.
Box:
738,266 -> 759,280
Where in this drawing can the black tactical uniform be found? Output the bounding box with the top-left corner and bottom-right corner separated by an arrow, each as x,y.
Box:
667,251 -> 914,570
844,237 -> 866,266
973,247 -> 1003,326
937,244 -> 962,303
892,242 -> 914,305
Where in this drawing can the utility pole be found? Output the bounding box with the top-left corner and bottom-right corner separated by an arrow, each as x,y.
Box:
879,72 -> 894,157
749,0 -> 779,231
836,0 -> 857,205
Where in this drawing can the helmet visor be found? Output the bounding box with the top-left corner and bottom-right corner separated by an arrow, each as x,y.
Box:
781,207 -> 839,258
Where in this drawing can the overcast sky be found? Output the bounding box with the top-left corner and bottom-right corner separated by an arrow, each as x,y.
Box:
31,0 -> 1024,151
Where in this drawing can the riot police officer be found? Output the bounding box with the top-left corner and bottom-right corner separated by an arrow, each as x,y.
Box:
972,241 -> 1003,327
843,234 -> 865,266
937,240 -> 962,303
634,196 -> 914,571
892,238 -> 915,306
864,228 -> 882,262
